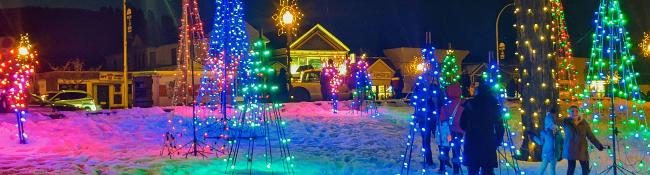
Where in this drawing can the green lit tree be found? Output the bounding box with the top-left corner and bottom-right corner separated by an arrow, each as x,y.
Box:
581,0 -> 647,172
440,50 -> 460,88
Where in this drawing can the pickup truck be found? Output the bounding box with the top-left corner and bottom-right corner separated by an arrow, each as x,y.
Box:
290,69 -> 352,102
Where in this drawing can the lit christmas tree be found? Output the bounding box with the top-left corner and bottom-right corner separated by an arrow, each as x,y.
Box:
482,57 -> 522,173
550,0 -> 580,101
172,0 -> 208,106
399,47 -> 441,174
0,34 -> 37,144
322,59 -> 341,113
213,1 -> 294,173
581,0 -> 648,172
440,49 -> 460,88
350,55 -> 377,117
513,0 -> 559,161
164,0 -> 218,158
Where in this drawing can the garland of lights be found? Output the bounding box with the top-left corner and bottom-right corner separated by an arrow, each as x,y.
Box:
513,0 -> 559,162
399,47 -> 440,175
482,60 -> 522,173
439,49 -> 460,89
0,34 -> 37,144
550,0 -> 580,101
580,0 -> 648,172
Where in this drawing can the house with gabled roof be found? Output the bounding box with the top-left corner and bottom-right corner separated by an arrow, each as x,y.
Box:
273,24 -> 350,77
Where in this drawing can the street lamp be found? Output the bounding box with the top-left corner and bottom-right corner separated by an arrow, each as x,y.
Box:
122,0 -> 130,109
273,0 -> 303,90
496,3 -> 514,66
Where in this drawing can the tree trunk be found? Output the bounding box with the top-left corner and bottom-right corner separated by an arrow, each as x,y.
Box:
514,0 -> 558,161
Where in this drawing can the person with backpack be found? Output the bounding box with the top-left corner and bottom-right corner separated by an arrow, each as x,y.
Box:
437,83 -> 464,174
531,107 -> 563,175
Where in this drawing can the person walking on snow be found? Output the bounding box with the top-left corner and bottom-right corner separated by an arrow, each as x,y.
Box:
562,106 -> 605,175
460,82 -> 504,175
531,107 -> 563,175
437,83 -> 464,174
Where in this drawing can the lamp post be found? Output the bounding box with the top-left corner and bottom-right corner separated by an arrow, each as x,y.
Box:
274,0 -> 303,92
283,11 -> 294,83
496,3 -> 514,66
122,0 -> 129,109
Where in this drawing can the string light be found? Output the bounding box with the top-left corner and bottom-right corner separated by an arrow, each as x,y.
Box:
440,49 -> 460,88
350,54 -> 378,117
1,34 -> 37,144
581,0 -> 648,172
514,0 -> 559,162
482,60 -> 523,173
550,0 -> 580,102
399,47 -> 441,174
322,60 -> 341,113
171,0 -> 208,106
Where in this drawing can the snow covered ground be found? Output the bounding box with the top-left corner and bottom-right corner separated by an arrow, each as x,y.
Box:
0,101 -> 647,174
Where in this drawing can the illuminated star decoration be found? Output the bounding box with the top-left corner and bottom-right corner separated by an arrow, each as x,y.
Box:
272,0 -> 303,36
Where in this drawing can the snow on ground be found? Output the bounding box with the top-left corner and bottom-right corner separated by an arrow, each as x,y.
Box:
0,101 -> 648,174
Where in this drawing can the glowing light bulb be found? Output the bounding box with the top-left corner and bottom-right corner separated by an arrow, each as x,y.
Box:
18,47 -> 29,55
282,11 -> 294,25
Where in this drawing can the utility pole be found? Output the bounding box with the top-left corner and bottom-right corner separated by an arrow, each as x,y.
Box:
122,0 -> 129,109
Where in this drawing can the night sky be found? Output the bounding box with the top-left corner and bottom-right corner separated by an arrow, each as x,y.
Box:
1,0 -> 649,64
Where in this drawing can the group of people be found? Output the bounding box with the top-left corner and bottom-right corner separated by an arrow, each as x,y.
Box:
416,81 -> 605,175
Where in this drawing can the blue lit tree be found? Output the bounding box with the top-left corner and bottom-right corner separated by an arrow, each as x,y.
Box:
482,57 -> 522,173
351,56 -> 377,117
399,47 -> 441,174
210,0 -> 294,173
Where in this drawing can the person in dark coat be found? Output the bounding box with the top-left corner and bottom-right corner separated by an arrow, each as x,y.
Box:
275,68 -> 290,103
320,59 -> 335,101
391,69 -> 404,99
562,106 -> 605,175
460,82 -> 504,175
